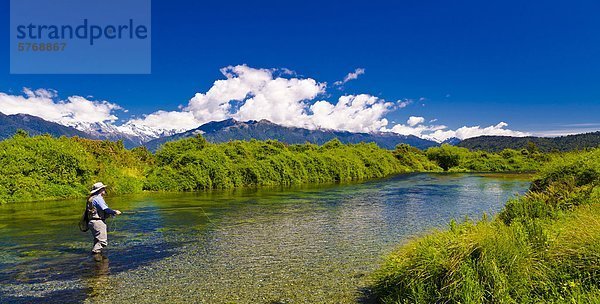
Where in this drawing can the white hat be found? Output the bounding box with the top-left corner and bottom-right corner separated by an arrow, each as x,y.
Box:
90,182 -> 107,194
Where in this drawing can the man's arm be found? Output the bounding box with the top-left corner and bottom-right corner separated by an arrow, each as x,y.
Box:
95,196 -> 119,215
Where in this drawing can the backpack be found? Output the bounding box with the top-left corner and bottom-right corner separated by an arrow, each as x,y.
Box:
78,196 -> 96,232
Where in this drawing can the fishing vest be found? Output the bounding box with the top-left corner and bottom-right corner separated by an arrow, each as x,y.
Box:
86,195 -> 104,220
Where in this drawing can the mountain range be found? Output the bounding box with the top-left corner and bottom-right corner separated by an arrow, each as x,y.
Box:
1,112 -> 599,152
0,113 -> 441,150
0,112 -> 92,139
144,118 -> 440,151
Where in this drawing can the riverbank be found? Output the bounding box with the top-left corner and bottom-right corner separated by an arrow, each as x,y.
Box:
0,133 -> 553,204
372,147 -> 600,303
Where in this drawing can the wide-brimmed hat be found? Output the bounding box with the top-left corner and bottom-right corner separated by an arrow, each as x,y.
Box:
90,182 -> 107,194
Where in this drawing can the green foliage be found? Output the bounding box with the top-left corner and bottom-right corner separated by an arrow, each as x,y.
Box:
0,135 -> 148,203
458,132 -> 600,153
0,134 -> 92,203
372,147 -> 600,303
0,133 -> 559,204
426,144 -> 465,171
145,139 -> 410,191
501,149 -> 600,224
393,144 -> 441,172
424,144 -> 547,172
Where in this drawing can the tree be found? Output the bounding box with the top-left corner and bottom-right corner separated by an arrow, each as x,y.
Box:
426,144 -> 463,171
14,129 -> 29,138
526,141 -> 539,154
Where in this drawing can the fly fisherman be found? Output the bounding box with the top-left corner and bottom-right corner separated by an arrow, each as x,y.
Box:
86,182 -> 121,255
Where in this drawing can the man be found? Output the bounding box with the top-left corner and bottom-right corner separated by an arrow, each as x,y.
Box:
87,182 -> 121,254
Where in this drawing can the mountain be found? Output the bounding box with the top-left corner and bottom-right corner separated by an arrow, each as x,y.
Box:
145,118 -> 439,151
0,112 -> 183,148
442,137 -> 461,145
0,112 -> 93,139
457,132 -> 600,152
64,121 -> 184,148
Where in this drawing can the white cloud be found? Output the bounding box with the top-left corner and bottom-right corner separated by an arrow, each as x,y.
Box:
432,122 -> 530,142
0,88 -> 121,126
309,94 -> 394,132
385,123 -> 447,138
279,68 -> 296,76
407,116 -> 425,127
385,120 -> 530,142
179,65 -> 327,128
397,99 -> 413,108
137,65 -> 390,133
334,68 -> 365,86
233,74 -> 325,127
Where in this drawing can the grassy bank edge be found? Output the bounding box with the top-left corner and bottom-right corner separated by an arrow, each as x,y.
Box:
370,148 -> 600,303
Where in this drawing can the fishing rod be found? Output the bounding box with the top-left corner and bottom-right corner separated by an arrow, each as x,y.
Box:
104,206 -> 215,233
120,206 -> 214,222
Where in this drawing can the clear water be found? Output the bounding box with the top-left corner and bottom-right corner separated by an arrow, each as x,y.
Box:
0,173 -> 530,303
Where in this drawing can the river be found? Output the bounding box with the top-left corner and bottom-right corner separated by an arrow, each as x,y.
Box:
0,173 -> 530,303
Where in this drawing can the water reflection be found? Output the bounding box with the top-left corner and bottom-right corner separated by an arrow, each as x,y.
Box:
87,255 -> 110,298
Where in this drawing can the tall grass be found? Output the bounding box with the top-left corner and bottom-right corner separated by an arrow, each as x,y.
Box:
372,148 -> 600,303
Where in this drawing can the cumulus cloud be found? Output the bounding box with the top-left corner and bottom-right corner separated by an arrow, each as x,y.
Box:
309,94 -> 395,132
179,65 -> 326,127
407,116 -> 425,127
0,88 -> 121,126
134,65 -> 395,133
334,68 -> 365,86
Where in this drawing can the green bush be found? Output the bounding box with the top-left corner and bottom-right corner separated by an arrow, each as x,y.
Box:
0,134 -> 149,203
144,139 -> 409,191
426,144 -> 464,171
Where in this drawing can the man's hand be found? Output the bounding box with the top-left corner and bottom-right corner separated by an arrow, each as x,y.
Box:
115,210 -> 122,215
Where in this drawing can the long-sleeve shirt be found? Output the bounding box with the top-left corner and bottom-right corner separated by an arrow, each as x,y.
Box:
89,195 -> 117,220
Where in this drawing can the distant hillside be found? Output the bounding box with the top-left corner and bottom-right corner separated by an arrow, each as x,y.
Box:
145,119 -> 439,151
0,112 -> 92,140
457,132 -> 600,152
442,137 -> 461,145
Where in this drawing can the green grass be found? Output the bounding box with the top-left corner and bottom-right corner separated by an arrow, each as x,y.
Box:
372,148 -> 600,303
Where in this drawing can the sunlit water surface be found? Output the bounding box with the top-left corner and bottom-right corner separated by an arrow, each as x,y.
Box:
0,173 -> 530,303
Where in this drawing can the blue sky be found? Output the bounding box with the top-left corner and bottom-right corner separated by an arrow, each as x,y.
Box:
1,0 -> 599,140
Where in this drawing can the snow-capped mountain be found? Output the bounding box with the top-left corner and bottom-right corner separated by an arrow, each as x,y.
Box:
145,118 -> 441,151
65,121 -> 192,148
116,122 -> 190,143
